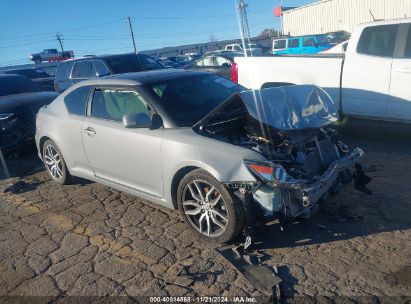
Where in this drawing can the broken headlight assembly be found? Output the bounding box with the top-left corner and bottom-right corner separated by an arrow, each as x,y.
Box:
244,160 -> 287,184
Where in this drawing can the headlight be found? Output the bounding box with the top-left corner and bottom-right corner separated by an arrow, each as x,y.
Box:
244,160 -> 287,183
0,113 -> 16,121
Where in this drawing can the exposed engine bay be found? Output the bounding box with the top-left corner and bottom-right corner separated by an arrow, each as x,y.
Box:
203,117 -> 347,180
194,85 -> 370,226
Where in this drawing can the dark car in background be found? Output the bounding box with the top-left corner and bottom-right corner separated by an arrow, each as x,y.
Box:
184,52 -> 244,79
54,53 -> 165,93
4,68 -> 54,91
0,74 -> 57,153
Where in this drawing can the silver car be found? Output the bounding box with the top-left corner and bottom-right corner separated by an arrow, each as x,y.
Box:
35,69 -> 365,243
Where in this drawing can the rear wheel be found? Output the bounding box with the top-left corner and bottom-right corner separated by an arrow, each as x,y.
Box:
42,140 -> 70,184
177,169 -> 245,243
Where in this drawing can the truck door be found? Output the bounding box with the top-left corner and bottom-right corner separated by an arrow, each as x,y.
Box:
386,23 -> 411,121
342,24 -> 398,118
287,38 -> 300,54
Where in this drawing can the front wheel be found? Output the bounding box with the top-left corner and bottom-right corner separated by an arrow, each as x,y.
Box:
42,140 -> 70,184
177,169 -> 245,243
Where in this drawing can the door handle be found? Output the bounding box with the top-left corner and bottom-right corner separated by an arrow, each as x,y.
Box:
84,127 -> 96,136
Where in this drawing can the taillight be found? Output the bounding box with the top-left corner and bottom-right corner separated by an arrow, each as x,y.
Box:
244,160 -> 287,183
231,62 -> 238,83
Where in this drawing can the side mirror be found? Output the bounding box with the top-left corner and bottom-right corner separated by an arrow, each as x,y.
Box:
123,113 -> 152,128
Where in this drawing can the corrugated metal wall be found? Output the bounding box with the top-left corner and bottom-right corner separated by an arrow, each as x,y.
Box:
283,0 -> 411,36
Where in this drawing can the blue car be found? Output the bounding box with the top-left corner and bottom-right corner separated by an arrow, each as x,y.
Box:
272,35 -> 333,55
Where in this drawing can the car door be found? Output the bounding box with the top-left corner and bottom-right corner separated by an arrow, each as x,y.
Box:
70,61 -> 93,85
81,86 -> 164,198
386,22 -> 411,121
342,24 -> 398,117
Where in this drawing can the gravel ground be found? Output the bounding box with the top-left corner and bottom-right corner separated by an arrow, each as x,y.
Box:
0,120 -> 410,303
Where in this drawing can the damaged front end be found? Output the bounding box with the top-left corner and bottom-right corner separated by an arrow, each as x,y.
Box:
195,85 -> 370,225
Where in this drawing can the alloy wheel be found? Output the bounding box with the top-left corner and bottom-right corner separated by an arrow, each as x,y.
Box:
44,145 -> 63,180
182,179 -> 229,237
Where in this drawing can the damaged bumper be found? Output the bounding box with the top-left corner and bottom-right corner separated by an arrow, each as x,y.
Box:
229,147 -> 365,223
277,147 -> 364,209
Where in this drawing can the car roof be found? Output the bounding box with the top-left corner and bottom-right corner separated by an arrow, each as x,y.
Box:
62,52 -> 147,63
72,69 -> 210,87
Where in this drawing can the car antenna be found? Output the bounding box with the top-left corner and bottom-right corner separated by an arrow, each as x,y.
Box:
369,9 -> 376,21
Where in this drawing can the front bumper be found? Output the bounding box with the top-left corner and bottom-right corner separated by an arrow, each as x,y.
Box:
278,147 -> 363,205
250,147 -> 364,219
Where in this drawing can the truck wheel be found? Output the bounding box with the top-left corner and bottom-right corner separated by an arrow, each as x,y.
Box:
177,169 -> 245,243
34,58 -> 41,64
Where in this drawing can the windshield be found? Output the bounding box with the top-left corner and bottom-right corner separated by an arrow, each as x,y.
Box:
104,54 -> 163,74
148,74 -> 244,127
316,34 -> 331,46
0,75 -> 42,97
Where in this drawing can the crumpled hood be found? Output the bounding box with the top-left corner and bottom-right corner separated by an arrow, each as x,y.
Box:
196,85 -> 339,131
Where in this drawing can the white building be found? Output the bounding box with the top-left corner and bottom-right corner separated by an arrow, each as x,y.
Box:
282,0 -> 411,35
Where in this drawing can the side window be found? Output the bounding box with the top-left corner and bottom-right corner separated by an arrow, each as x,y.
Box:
289,39 -> 299,48
274,40 -> 286,50
72,61 -> 92,78
196,57 -> 214,67
92,61 -> 110,77
64,86 -> 90,116
404,25 -> 411,58
234,45 -> 242,51
357,24 -> 398,57
303,37 -> 316,47
55,62 -> 71,81
215,56 -> 231,67
90,89 -> 150,122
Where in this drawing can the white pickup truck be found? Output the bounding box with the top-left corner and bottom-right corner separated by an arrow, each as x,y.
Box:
233,18 -> 411,123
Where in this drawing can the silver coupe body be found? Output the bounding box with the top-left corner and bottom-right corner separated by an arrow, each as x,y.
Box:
35,69 -> 365,243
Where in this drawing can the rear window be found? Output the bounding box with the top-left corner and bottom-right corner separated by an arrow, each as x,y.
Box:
148,74 -> 243,127
64,86 -> 90,116
0,75 -> 41,96
273,40 -> 286,50
357,24 -> 398,57
104,54 -> 163,74
55,62 -> 73,81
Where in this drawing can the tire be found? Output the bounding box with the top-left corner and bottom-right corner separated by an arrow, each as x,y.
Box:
34,57 -> 41,64
42,140 -> 70,185
177,169 -> 245,243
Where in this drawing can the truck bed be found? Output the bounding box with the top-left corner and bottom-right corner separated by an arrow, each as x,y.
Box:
235,55 -> 344,103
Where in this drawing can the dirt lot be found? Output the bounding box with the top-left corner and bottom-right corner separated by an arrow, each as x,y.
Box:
0,120 -> 410,303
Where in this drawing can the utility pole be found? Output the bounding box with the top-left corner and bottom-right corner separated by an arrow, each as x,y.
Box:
127,17 -> 137,53
237,1 -> 251,42
56,33 -> 64,51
